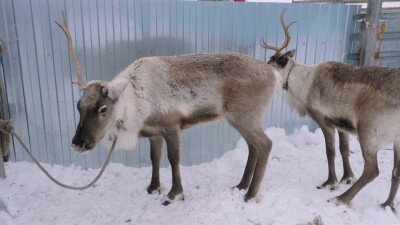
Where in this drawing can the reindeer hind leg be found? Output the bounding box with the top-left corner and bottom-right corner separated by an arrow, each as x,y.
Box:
338,131 -> 357,185
381,141 -> 400,211
329,130 -> 379,205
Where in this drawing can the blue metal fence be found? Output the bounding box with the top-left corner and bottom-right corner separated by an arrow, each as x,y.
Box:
0,0 -> 360,169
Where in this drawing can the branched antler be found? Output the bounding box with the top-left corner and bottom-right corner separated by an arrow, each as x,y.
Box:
55,11 -> 86,90
260,9 -> 297,54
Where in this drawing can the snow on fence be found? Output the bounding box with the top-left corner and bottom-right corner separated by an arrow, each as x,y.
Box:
0,0 -> 359,169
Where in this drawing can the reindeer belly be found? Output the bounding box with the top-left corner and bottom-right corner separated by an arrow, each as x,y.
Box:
180,106 -> 222,129
324,117 -> 356,133
309,94 -> 358,134
143,102 -> 223,131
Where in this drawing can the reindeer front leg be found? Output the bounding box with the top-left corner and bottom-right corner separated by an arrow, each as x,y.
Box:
235,142 -> 257,190
161,126 -> 184,206
309,111 -> 339,190
147,135 -> 164,194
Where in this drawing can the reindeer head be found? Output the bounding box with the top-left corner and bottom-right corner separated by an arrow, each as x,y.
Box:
56,13 -> 126,152
72,81 -> 129,152
261,9 -> 296,81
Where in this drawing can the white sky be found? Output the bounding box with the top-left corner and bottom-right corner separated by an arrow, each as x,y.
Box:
246,0 -> 400,8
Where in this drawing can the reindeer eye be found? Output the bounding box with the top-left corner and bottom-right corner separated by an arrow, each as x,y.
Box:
98,105 -> 108,115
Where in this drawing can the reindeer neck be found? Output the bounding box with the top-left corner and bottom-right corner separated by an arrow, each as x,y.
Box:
287,63 -> 318,104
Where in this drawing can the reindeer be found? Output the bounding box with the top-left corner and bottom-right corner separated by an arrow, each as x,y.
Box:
263,10 -> 400,209
56,14 -> 282,205
260,10 -> 357,192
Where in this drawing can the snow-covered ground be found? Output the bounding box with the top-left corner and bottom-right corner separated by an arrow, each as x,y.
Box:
0,127 -> 399,225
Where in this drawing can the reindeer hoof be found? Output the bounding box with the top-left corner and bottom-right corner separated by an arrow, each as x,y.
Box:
244,192 -> 257,202
340,176 -> 357,185
162,200 -> 171,206
162,193 -> 184,206
381,202 -> 396,212
317,180 -> 339,191
327,197 -> 350,206
147,185 -> 162,195
234,183 -> 249,191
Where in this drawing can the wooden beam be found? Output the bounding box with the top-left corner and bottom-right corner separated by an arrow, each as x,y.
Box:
352,32 -> 400,41
0,41 -> 6,179
348,51 -> 400,60
359,0 -> 383,66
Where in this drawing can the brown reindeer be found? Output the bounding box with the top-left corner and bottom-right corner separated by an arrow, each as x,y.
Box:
56,13 -> 282,205
264,10 -> 400,209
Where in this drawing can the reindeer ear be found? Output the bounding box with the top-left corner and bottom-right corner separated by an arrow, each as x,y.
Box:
108,82 -> 128,101
101,87 -> 109,96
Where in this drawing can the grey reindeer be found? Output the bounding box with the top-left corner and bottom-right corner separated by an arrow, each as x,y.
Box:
262,10 -> 357,191
56,13 -> 282,205
264,10 -> 400,209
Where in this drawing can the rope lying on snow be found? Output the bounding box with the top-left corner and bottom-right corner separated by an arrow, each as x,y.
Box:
0,119 -> 118,190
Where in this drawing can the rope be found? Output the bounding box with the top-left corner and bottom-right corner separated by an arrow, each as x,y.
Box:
0,119 -> 118,190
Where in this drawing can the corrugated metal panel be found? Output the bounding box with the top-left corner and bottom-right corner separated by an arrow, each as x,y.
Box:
0,0 -> 359,169
348,10 -> 400,68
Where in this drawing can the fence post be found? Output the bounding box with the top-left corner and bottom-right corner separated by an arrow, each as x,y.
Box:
0,41 -> 7,179
359,0 -> 383,66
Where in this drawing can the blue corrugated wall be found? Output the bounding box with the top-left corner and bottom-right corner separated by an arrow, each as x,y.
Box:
0,0 -> 359,169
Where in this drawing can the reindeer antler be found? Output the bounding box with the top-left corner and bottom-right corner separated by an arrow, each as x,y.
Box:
260,9 -> 297,54
55,11 -> 86,90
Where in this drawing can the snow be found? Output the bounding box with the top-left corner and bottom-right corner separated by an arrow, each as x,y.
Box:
1,126 -> 400,225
